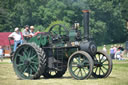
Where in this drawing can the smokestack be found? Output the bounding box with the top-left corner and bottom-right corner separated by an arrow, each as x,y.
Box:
82,10 -> 89,40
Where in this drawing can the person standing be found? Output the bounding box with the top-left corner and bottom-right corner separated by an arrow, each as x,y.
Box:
103,45 -> 107,52
8,27 -> 23,52
110,45 -> 114,59
22,25 -> 31,41
29,26 -> 41,37
113,44 -> 117,59
113,44 -> 117,53
0,46 -> 3,62
30,26 -> 35,37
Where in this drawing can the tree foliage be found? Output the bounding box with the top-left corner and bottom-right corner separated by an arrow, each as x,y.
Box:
0,0 -> 127,45
120,0 -> 128,20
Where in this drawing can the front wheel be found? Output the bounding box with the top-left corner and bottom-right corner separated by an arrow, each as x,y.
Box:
68,51 -> 93,80
92,51 -> 113,78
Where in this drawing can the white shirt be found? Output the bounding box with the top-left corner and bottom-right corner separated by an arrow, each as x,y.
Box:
103,47 -> 107,52
9,32 -> 22,41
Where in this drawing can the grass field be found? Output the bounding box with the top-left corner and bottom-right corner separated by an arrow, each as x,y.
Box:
0,58 -> 128,85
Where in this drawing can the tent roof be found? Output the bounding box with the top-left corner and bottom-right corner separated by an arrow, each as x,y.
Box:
0,32 -> 14,46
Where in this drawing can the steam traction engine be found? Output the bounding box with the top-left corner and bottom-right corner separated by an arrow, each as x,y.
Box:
12,10 -> 112,80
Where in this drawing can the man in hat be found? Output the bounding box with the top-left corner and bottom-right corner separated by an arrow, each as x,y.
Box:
29,25 -> 41,37
8,27 -> 23,52
30,26 -> 35,37
22,25 -> 32,40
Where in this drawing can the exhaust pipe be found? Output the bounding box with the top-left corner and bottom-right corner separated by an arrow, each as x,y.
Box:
82,10 -> 89,40
80,10 -> 97,56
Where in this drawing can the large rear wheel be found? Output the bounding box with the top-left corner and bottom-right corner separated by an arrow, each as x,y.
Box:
13,43 -> 46,79
68,51 -> 93,80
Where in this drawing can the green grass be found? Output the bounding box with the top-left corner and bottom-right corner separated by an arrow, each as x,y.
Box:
0,62 -> 10,64
0,59 -> 128,85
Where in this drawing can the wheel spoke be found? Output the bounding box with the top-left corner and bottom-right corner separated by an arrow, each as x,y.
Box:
99,67 -> 101,75
17,54 -> 26,62
28,68 -> 33,77
72,64 -> 77,67
31,61 -> 39,65
23,67 -> 28,73
95,67 -> 98,73
95,56 -> 98,61
102,65 -> 108,70
27,68 -> 30,77
81,60 -> 89,65
76,56 -> 81,64
18,54 -> 23,57
21,65 -> 27,73
28,49 -> 31,58
24,47 -> 29,57
72,61 -> 78,64
30,65 -> 37,73
73,67 -> 79,73
17,63 -> 24,68
31,54 -> 37,60
20,57 -> 25,62
82,68 -> 86,74
33,65 -> 38,72
100,67 -> 105,75
102,59 -> 107,63
76,69 -> 80,76
100,55 -> 104,62
80,69 -> 83,77
103,64 -> 109,66
23,52 -> 27,59
30,49 -> 35,57
98,54 -> 100,62
83,67 -> 89,72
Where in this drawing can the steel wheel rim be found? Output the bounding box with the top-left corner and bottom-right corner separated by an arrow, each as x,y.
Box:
69,54 -> 91,79
13,44 -> 39,79
93,52 -> 110,77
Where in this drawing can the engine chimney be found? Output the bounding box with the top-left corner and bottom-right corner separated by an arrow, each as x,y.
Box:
82,10 -> 89,40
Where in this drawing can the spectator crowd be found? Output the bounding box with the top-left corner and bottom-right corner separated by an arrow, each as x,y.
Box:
103,44 -> 126,60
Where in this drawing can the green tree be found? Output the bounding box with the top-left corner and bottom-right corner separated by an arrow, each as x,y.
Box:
88,0 -> 126,44
0,0 -> 127,45
120,0 -> 128,20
